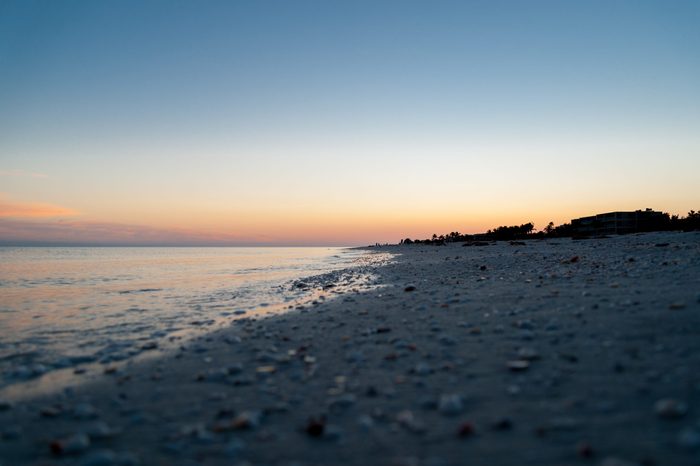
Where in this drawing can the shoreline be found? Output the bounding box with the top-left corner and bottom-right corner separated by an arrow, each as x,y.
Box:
1,231 -> 699,465
0,248 -> 390,401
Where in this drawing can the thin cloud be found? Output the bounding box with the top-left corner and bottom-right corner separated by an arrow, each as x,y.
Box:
0,219 -> 242,245
0,219 -> 341,246
0,169 -> 49,179
0,196 -> 79,218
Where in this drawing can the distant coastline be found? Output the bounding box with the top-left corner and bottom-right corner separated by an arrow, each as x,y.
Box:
397,208 -> 700,245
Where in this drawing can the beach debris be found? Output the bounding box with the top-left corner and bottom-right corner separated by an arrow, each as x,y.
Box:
256,365 -> 277,374
357,414 -> 375,431
73,403 -> 99,420
0,399 -> 12,411
654,398 -> 688,419
404,285 -> 416,292
196,365 -> 244,382
10,364 -> 47,379
668,302 -> 686,310
305,416 -> 326,437
232,411 -> 262,430
576,441 -> 594,458
140,341 -> 158,350
413,362 -> 433,376
506,360 -> 530,371
516,347 -> 540,360
396,410 -> 426,433
457,422 -> 476,438
438,394 -> 464,416
655,242 -> 670,247
213,411 -> 262,431
491,417 -> 513,430
479,265 -> 487,271
376,326 -> 392,334
85,421 -> 118,440
40,405 -> 64,418
559,353 -> 579,363
328,394 -> 357,410
50,433 -> 91,455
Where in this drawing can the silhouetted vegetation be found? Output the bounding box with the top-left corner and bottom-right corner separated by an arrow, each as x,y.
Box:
669,210 -> 700,231
398,210 -> 699,245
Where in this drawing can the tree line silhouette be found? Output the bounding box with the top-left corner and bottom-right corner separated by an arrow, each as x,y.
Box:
399,210 -> 700,245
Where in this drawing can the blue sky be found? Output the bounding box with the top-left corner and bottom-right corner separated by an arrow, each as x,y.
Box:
1,0 -> 699,244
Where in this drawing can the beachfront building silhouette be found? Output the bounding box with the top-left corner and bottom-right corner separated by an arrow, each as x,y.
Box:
571,208 -> 666,236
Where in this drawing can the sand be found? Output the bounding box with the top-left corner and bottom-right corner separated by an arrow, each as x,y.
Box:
1,231 -> 699,466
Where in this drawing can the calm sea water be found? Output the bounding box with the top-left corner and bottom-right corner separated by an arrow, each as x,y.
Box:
0,247 -> 383,387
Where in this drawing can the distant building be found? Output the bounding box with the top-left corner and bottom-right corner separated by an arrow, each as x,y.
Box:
571,209 -> 667,236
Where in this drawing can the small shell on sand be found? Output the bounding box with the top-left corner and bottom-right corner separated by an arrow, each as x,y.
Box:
654,399 -> 688,419
507,360 -> 530,371
50,434 -> 90,455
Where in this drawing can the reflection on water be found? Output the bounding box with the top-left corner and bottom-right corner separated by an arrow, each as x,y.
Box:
0,247 -> 387,390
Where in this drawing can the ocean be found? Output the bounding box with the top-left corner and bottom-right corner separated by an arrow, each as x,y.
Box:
0,246 -> 386,390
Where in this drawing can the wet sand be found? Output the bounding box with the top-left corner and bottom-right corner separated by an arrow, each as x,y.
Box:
1,232 -> 699,466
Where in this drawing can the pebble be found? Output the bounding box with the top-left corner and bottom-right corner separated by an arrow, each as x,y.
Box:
654,398 -> 688,419
457,422 -> 476,438
230,411 -> 262,430
85,421 -> 118,439
73,403 -> 99,419
438,394 -> 464,416
576,441 -> 594,458
396,410 -> 426,433
305,416 -> 326,437
507,360 -> 530,371
256,365 -> 277,374
516,348 -> 540,360
413,362 -> 433,375
50,433 -> 91,455
329,394 -> 357,410
491,417 -> 513,430
41,405 -> 64,417
357,414 -> 374,430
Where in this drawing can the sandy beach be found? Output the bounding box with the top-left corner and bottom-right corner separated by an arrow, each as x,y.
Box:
1,231 -> 700,466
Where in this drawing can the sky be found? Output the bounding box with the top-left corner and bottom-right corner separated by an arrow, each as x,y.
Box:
1,0 -> 699,245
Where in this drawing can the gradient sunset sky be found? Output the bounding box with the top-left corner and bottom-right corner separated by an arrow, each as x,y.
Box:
1,1 -> 699,245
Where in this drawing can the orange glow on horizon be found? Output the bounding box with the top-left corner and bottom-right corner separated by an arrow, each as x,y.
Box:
0,196 -> 79,219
